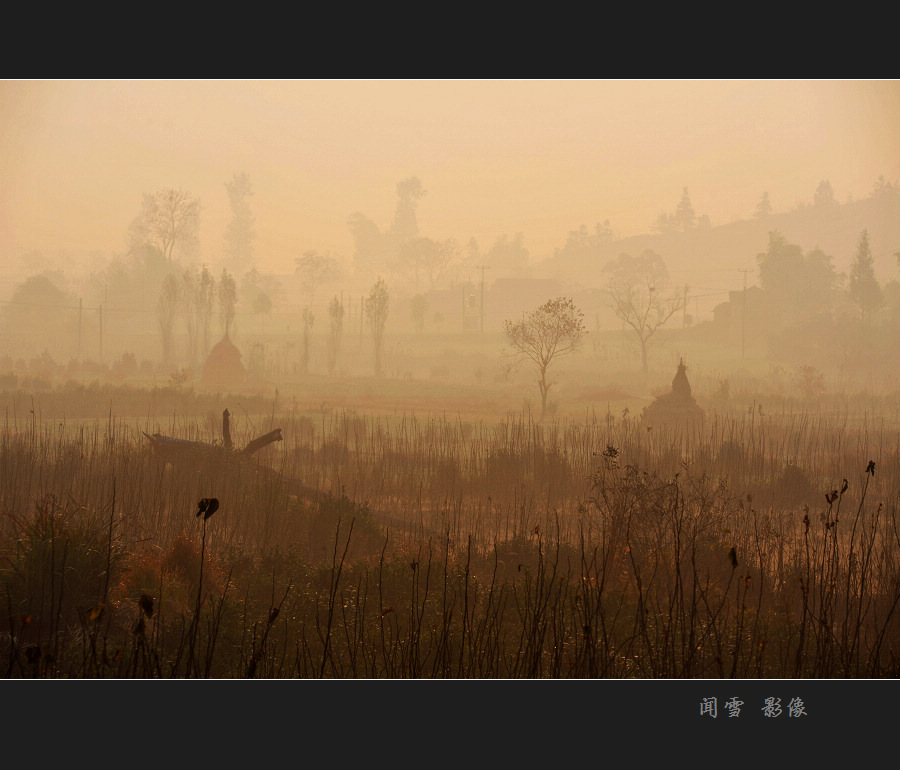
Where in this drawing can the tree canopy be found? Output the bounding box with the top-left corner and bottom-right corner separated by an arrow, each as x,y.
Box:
848,229 -> 882,319
757,231 -> 839,324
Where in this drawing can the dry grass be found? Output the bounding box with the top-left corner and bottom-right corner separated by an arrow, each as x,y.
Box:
1,398 -> 898,678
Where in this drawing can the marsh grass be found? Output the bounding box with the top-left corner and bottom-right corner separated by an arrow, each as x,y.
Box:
1,404 -> 897,678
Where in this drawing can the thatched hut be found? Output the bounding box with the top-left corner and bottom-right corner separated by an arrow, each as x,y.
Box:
200,334 -> 246,391
642,359 -> 704,428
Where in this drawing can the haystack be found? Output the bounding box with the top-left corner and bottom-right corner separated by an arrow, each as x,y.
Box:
642,359 -> 704,428
200,334 -> 246,391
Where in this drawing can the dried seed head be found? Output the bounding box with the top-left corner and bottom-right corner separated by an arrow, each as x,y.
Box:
139,593 -> 154,618
728,547 -> 738,569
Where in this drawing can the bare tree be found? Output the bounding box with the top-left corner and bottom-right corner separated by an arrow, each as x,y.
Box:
503,297 -> 587,420
606,251 -> 684,378
129,188 -> 200,263
365,277 -> 390,376
327,295 -> 344,375
157,273 -> 180,362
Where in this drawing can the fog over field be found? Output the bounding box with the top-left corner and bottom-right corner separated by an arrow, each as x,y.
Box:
1,80 -> 899,681
3,80 -> 898,264
2,79 -> 899,403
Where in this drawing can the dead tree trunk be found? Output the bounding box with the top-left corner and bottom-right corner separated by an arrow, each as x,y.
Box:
143,409 -> 282,466
223,408 -> 233,451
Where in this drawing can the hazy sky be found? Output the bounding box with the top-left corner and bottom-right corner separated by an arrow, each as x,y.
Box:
2,79 -> 899,275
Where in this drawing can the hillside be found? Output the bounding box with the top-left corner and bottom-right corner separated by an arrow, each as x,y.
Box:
537,191 -> 900,306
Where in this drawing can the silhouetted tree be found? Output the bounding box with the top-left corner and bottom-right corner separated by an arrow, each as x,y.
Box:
4,273 -> 74,323
364,277 -> 390,376
196,266 -> 217,361
803,247 -> 841,298
182,268 -> 200,365
129,188 -> 200,263
814,179 -> 837,208
651,211 -> 676,235
348,212 -> 385,277
486,233 -> 529,275
797,365 -> 826,400
553,221 -> 615,265
675,187 -> 696,231
503,297 -> 587,420
2,273 -> 77,358
218,268 -> 237,337
100,245 -> 169,314
757,231 -> 838,325
253,292 -> 272,315
301,307 -> 314,374
871,175 -> 899,200
390,177 -> 426,244
157,273 -> 180,362
605,251 -> 684,378
398,237 -> 459,290
410,294 -> 428,334
327,296 -> 344,375
295,250 -> 342,304
758,232 -> 803,293
848,229 -> 882,320
240,268 -> 279,327
755,192 -> 772,218
224,172 -> 256,274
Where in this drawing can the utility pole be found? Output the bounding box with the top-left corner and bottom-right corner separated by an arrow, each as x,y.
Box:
682,284 -> 689,327
476,265 -> 490,334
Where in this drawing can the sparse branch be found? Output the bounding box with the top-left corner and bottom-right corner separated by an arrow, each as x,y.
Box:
606,251 -> 683,377
130,188 -> 200,263
504,297 -> 586,420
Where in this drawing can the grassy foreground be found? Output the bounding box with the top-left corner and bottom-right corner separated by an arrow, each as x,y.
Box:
1,403 -> 898,678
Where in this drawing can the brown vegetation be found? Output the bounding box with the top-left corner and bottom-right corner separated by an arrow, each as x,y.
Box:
1,395 -> 897,678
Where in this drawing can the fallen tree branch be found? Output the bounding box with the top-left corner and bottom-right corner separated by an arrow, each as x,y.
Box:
143,409 -> 282,465
240,429 -> 283,457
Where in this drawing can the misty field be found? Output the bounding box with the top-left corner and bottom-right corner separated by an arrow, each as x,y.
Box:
1,395 -> 898,679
